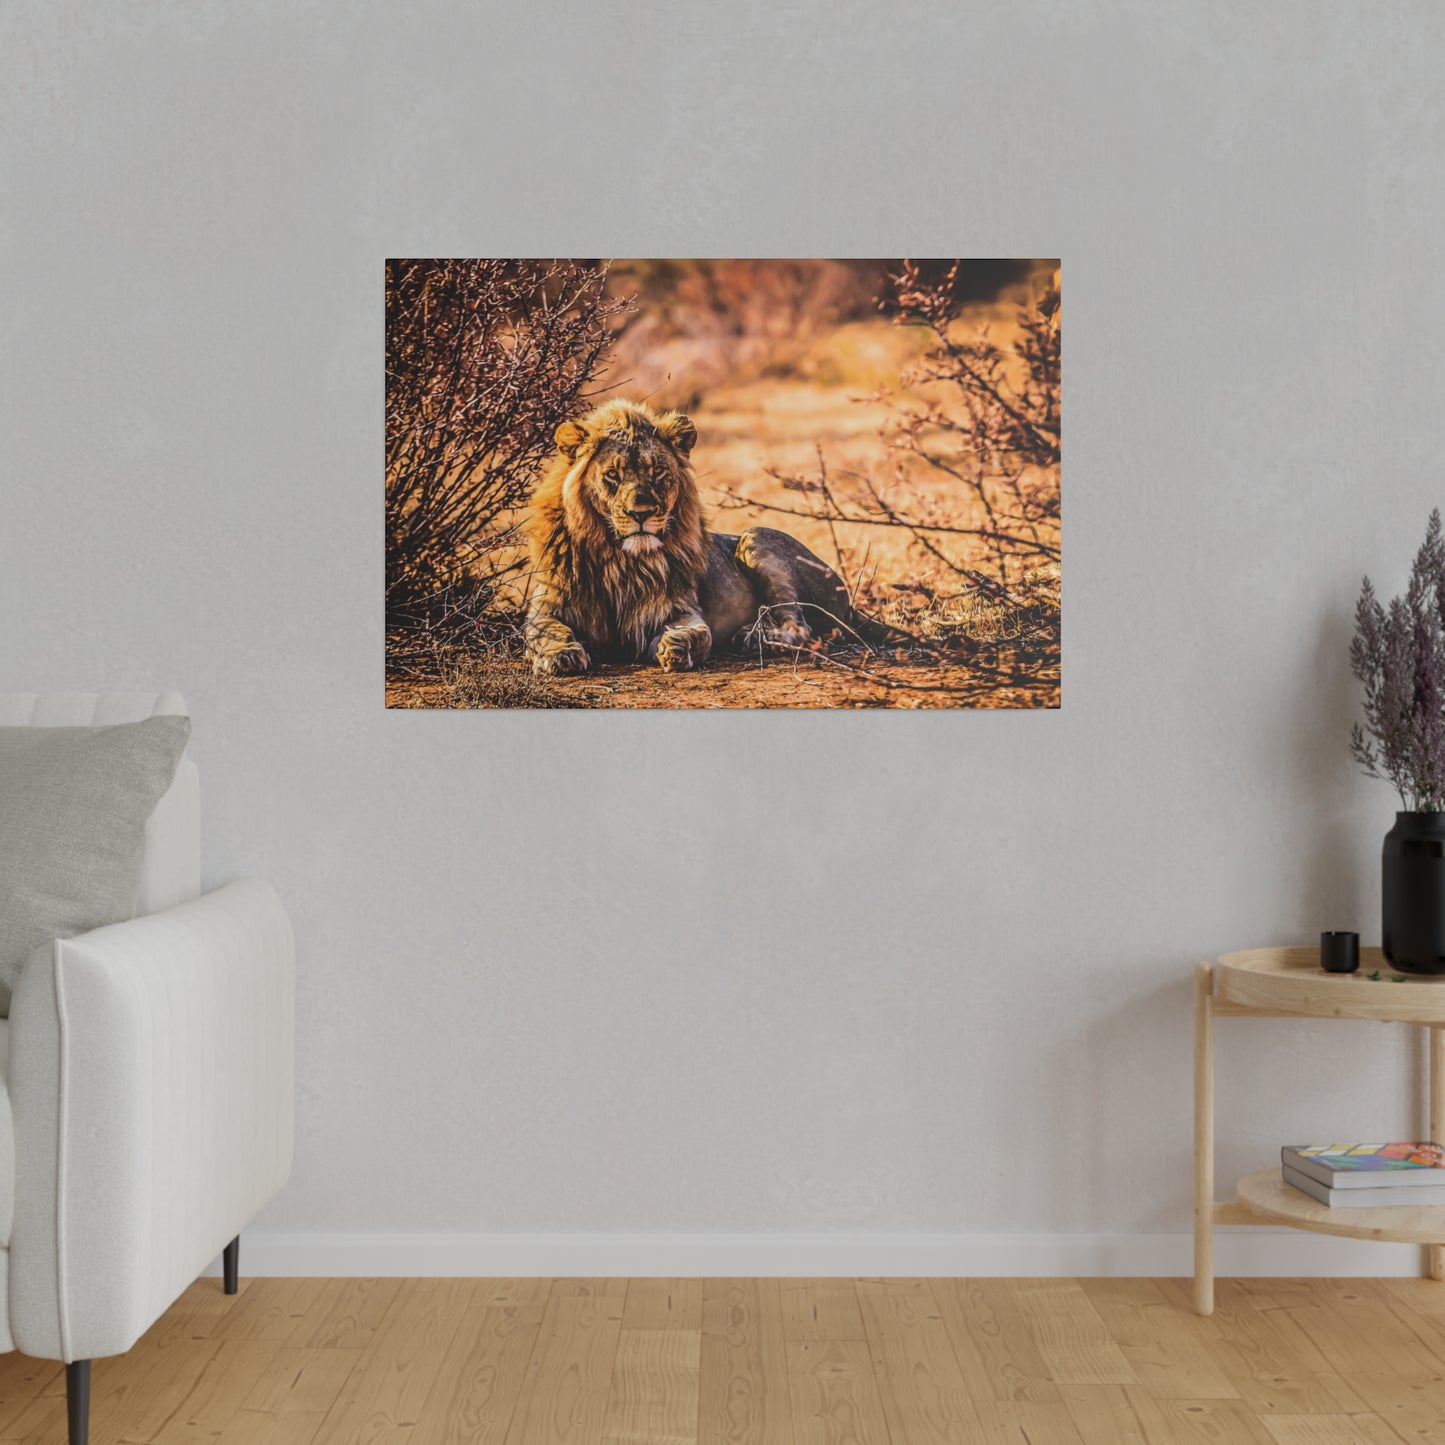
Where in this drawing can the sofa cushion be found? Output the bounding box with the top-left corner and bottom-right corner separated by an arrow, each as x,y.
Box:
0,716 -> 191,1014
0,693 -> 200,919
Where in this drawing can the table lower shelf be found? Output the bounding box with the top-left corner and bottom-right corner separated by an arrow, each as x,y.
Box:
1235,1167 -> 1445,1244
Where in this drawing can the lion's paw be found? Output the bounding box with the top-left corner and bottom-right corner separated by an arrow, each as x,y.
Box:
532,641 -> 591,676
770,622 -> 812,650
656,626 -> 709,672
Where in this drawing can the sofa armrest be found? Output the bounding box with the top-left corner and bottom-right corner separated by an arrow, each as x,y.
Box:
7,879 -> 294,1361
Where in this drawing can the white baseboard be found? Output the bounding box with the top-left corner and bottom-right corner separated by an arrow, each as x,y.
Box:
203,1229 -> 1430,1278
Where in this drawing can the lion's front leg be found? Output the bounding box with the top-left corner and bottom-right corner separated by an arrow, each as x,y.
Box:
649,611 -> 713,673
527,613 -> 592,676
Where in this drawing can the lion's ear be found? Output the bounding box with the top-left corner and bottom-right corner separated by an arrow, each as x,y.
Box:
555,419 -> 589,457
658,412 -> 698,457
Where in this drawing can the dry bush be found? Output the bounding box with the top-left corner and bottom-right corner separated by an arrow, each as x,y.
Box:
886,260 -> 1060,579
718,262 -> 1061,663
385,259 -> 632,634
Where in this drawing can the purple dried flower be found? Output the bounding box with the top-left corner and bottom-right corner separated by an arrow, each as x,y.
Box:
1352,510 -> 1445,811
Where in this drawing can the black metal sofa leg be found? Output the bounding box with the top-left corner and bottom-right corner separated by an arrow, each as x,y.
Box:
67,1360 -> 90,1445
65,1239 -> 238,1443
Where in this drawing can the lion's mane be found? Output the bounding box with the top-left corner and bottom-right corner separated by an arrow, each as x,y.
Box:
525,400 -> 708,659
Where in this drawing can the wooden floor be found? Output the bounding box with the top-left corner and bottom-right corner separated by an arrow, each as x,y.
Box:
4,1277 -> 1445,1443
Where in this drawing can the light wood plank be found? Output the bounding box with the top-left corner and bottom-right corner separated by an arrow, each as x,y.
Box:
18,1324 -> 208,1445
1372,1274 -> 1445,1379
930,1277 -> 1059,1403
623,1280 -> 704,1332
311,1277 -> 474,1443
2,1277 -> 1443,1445
1310,1278 -> 1445,1375
778,1284 -> 864,1343
105,1336 -> 222,1444
1007,1280 -> 1138,1387
552,1279 -> 631,1299
1377,1272 -> 1445,1320
853,1279 -> 932,1298
784,1342 -> 888,1445
212,1347 -> 363,1445
1080,1277 -> 1236,1398
1156,1278 -> 1365,1416
602,1329 -> 699,1445
699,1279 -> 793,1445
1267,1288 -> 1412,1379
169,1278 -> 246,1318
410,1303 -> 545,1445
1138,1397 -> 1277,1445
287,1278 -> 403,1350
150,1340 -> 284,1445
477,1281 -> 555,1307
9,1398 -> 66,1445
504,1291 -> 624,1445
1226,1280 -> 1321,1310
972,1398 -> 1087,1444
142,1312 -> 216,1350
856,1279 -> 982,1443
1260,1414 -> 1402,1445
1338,1371 -> 1445,1444
4,1371 -> 67,1445
0,1358 -> 62,1438
1216,1283 -> 1365,1397
1058,1383 -> 1153,1444
205,1278 -> 331,1343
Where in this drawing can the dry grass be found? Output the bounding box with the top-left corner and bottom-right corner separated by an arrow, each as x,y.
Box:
387,650 -> 1055,711
862,563 -> 1058,639
386,633 -> 613,710
439,651 -> 604,710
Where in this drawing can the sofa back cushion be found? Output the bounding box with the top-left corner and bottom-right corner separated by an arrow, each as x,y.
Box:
0,714 -> 192,1013
0,693 -> 200,917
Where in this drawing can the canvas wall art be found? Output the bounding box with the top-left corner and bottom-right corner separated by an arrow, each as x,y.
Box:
385,259 -> 1060,709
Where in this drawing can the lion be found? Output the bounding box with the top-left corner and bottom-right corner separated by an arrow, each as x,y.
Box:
524,399 -> 907,675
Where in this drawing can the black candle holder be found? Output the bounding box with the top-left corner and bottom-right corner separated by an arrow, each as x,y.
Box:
1320,931 -> 1360,974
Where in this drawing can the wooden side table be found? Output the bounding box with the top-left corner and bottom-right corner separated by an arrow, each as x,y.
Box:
1194,946 -> 1445,1316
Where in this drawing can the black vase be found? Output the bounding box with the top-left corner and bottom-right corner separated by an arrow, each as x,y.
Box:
1383,812 -> 1445,974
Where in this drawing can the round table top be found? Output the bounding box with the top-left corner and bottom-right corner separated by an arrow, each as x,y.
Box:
1216,946 -> 1445,1023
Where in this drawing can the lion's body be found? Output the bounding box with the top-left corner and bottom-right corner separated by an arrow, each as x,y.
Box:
698,530 -> 884,650
524,400 -> 903,675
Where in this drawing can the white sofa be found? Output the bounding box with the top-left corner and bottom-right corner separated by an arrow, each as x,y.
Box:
0,692 -> 294,1445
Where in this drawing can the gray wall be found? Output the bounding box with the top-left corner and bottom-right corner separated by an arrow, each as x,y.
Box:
3,0 -> 1442,1240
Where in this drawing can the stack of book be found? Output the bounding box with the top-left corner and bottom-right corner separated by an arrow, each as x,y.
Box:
1283,1143 -> 1445,1207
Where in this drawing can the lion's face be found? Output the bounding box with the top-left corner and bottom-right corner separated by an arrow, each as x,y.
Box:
555,403 -> 699,558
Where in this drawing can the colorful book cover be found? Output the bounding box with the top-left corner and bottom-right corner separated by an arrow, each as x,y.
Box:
1287,1143 -> 1445,1172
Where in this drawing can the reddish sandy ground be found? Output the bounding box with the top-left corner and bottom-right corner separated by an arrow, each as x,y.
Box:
386,649 -> 1058,711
